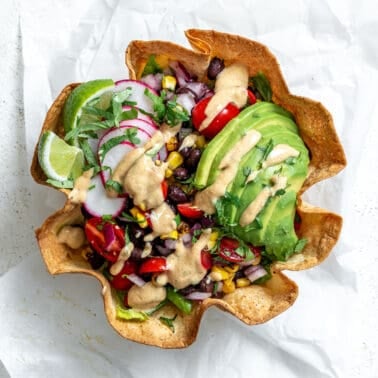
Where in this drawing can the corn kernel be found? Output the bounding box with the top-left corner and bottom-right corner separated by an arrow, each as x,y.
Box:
160,230 -> 178,240
165,168 -> 173,178
195,135 -> 206,148
166,136 -> 178,152
138,203 -> 146,212
207,240 -> 216,250
167,151 -> 184,170
222,278 -> 236,294
210,266 -> 230,280
130,207 -> 148,228
236,278 -> 251,288
209,231 -> 219,241
224,264 -> 239,274
162,75 -> 177,91
252,254 -> 262,266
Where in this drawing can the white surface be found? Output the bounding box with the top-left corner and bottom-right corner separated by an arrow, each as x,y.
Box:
0,0 -> 377,377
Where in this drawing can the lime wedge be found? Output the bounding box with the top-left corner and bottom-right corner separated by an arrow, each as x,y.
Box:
38,131 -> 84,181
63,79 -> 114,138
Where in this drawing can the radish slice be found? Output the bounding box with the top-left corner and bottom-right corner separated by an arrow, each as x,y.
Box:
115,79 -> 157,114
119,119 -> 158,137
122,105 -> 158,126
84,174 -> 126,217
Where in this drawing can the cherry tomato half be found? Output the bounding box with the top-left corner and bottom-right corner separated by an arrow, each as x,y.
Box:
192,96 -> 240,139
110,260 -> 138,290
218,237 -> 244,263
247,89 -> 257,105
84,217 -> 125,263
201,249 -> 213,269
139,257 -> 167,274
177,203 -> 204,219
161,180 -> 168,199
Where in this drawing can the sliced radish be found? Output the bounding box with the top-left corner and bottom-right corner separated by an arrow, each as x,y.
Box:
119,119 -> 158,138
115,80 -> 157,114
84,174 -> 126,217
122,105 -> 158,126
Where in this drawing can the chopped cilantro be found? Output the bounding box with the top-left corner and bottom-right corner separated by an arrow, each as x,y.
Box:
105,179 -> 123,194
250,72 -> 272,102
142,55 -> 163,76
159,314 -> 177,332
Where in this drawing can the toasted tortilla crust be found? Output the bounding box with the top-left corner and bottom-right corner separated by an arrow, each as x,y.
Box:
32,29 -> 346,348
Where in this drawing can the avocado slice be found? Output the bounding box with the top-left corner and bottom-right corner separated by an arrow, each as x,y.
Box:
195,102 -> 309,261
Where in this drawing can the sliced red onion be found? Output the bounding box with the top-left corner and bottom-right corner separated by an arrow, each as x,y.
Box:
141,73 -> 163,92
155,245 -> 173,256
190,223 -> 202,234
164,239 -> 177,250
244,265 -> 267,283
239,259 -> 256,267
169,61 -> 192,86
103,223 -> 117,252
183,82 -> 209,101
185,291 -> 212,301
127,273 -> 146,287
176,92 -> 196,113
181,233 -> 192,247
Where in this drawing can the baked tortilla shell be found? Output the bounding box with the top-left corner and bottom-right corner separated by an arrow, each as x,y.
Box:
32,29 -> 346,348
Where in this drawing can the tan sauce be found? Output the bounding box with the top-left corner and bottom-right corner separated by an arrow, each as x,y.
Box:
162,229 -> 212,290
194,129 -> 261,214
127,282 -> 167,311
239,175 -> 288,226
144,203 -> 177,241
179,133 -> 198,151
110,242 -> 134,276
69,168 -> 93,204
57,226 -> 86,249
200,63 -> 249,131
262,144 -> 300,169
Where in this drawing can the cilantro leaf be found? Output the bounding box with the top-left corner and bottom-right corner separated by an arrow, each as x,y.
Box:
159,314 -> 177,332
105,179 -> 123,194
251,72 -> 272,102
142,55 -> 163,76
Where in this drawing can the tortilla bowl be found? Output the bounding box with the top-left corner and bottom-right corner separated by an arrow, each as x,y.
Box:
31,29 -> 346,348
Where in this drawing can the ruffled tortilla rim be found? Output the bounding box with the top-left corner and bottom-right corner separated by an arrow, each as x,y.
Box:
31,29 -> 346,348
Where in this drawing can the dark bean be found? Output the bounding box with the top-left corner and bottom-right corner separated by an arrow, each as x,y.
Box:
174,167 -> 190,181
199,275 -> 214,293
180,146 -> 192,159
207,57 -> 225,80
185,148 -> 202,170
130,247 -> 143,261
201,216 -> 215,228
85,250 -> 105,270
155,245 -> 174,256
168,185 -> 188,203
178,285 -> 196,296
234,269 -> 245,280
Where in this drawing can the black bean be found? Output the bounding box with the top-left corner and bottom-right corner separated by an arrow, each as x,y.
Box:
180,146 -> 192,159
207,57 -> 225,80
185,148 -> 202,170
201,216 -> 215,228
178,285 -> 196,296
85,250 -> 105,270
168,185 -> 188,203
199,275 -> 214,293
130,247 -> 143,261
173,167 -> 190,181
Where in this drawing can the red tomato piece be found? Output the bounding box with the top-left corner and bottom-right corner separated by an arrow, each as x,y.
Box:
139,257 -> 167,274
192,96 -> 240,139
218,237 -> 244,263
247,89 -> 257,105
84,217 -> 125,263
110,260 -> 137,290
161,180 -> 168,199
177,203 -> 204,219
201,249 -> 213,269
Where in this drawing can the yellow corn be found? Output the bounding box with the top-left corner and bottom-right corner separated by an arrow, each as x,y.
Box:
167,151 -> 184,170
160,230 -> 178,240
222,278 -> 236,294
224,264 -> 239,274
210,265 -> 230,281
165,168 -> 173,178
162,75 -> 177,91
207,240 -> 216,250
195,135 -> 206,148
166,136 -> 178,152
138,202 -> 146,212
236,278 -> 251,288
252,254 -> 262,266
209,231 -> 219,241
130,207 -> 148,228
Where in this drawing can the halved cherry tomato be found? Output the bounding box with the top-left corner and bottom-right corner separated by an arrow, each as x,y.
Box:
192,96 -> 240,139
139,257 -> 167,274
161,180 -> 168,199
110,260 -> 137,290
218,237 -> 244,263
201,249 -> 213,269
247,89 -> 257,105
84,217 -> 125,263
177,203 -> 204,219
249,245 -> 262,258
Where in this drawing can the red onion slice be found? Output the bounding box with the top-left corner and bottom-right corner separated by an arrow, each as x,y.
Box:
169,61 -> 192,86
244,265 -> 267,283
103,223 -> 117,252
185,291 -> 212,301
176,92 -> 196,113
141,73 -> 163,92
127,273 -> 146,287
181,233 -> 192,247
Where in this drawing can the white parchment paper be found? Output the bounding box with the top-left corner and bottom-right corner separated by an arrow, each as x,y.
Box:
1,0 -> 377,376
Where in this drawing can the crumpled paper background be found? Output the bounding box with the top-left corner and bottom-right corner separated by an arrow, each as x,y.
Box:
1,0 -> 377,376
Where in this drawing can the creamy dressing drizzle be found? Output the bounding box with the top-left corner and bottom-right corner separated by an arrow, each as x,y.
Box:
262,144 -> 300,169
110,242 -> 134,276
69,168 -> 93,204
144,203 -> 177,241
161,229 -> 212,290
127,282 -> 167,311
57,226 -> 86,249
239,175 -> 287,226
179,133 -> 197,150
194,129 -> 262,214
200,63 -> 249,131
